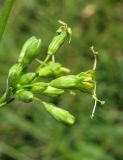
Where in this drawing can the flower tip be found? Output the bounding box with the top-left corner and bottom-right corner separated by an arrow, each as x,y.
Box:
90,46 -> 98,55
64,115 -> 76,126
100,100 -> 105,105
58,20 -> 66,26
60,67 -> 70,73
90,114 -> 94,119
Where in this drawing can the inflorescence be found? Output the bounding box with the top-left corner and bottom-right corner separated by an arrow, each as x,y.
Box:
0,21 -> 105,125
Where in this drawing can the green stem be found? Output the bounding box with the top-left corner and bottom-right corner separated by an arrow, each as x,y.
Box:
0,0 -> 15,107
34,97 -> 43,104
0,96 -> 14,107
0,87 -> 14,108
32,54 -> 51,82
0,0 -> 15,42
36,55 -> 51,71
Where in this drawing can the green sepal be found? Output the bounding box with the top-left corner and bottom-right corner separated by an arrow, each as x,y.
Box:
50,75 -> 78,89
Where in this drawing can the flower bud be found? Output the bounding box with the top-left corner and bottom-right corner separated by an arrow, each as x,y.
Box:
31,82 -> 48,94
37,62 -> 61,77
42,86 -> 64,97
50,75 -> 78,89
77,70 -> 96,94
7,64 -> 22,89
16,90 -> 33,103
18,36 -> 42,68
42,101 -> 75,125
19,72 -> 36,85
37,61 -> 70,78
48,21 -> 72,55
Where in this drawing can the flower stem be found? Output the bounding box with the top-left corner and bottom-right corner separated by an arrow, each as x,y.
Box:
0,0 -> 15,42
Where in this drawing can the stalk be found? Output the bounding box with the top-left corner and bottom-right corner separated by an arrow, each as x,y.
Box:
0,0 -> 15,42
0,0 -> 15,107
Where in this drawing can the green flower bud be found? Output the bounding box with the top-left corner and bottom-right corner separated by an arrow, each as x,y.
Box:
18,36 -> 42,67
19,72 -> 36,85
42,101 -> 75,125
16,90 -> 33,103
42,86 -> 64,97
7,64 -> 22,89
50,70 -> 96,94
37,61 -> 70,78
77,70 -> 96,94
50,75 -> 78,89
31,82 -> 48,94
37,62 -> 60,77
48,21 -> 72,55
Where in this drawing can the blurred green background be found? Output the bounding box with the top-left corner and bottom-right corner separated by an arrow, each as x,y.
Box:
0,0 -> 123,159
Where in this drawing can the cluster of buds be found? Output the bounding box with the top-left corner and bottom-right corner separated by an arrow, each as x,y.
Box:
0,21 -> 104,125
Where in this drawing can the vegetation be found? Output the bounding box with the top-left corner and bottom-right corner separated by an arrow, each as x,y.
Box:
0,0 -> 123,160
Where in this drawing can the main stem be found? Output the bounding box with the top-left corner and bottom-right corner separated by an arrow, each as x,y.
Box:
0,0 -> 15,42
